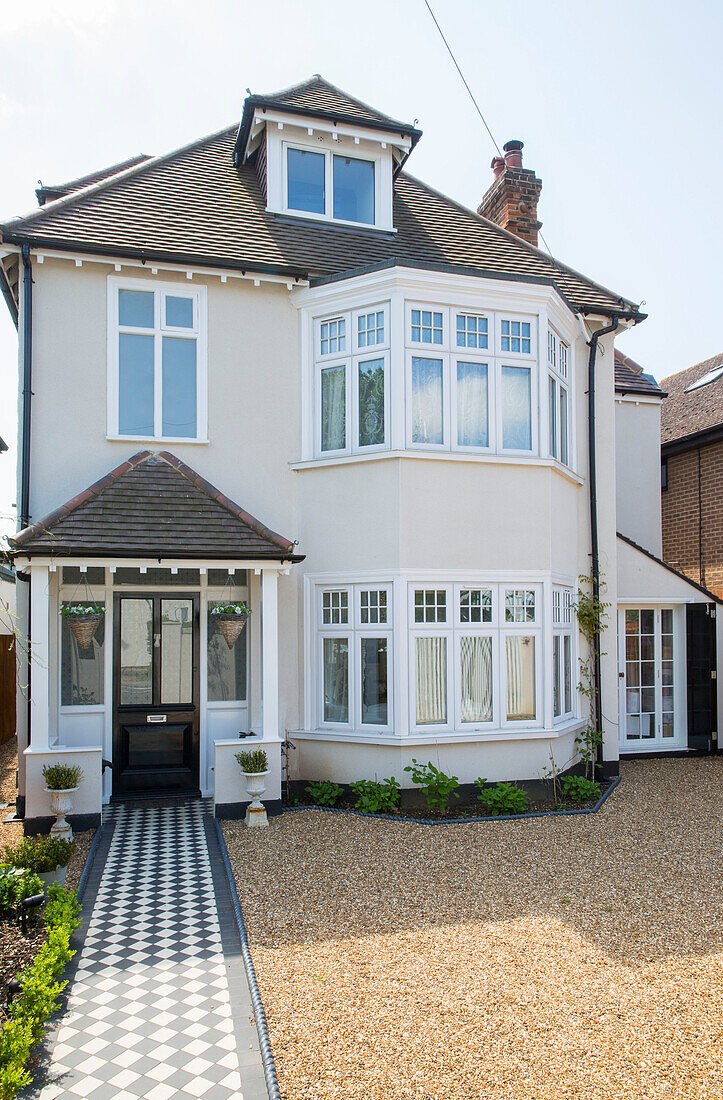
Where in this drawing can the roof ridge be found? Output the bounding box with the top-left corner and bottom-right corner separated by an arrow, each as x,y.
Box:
39,154 -> 152,196
3,125 -> 238,232
399,170 -> 641,316
255,73 -> 415,131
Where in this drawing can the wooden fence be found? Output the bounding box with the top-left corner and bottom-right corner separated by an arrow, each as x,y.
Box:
0,635 -> 16,745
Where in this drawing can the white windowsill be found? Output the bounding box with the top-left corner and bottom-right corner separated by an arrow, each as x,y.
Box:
290,720 -> 585,747
271,206 -> 396,235
107,436 -> 209,445
290,450 -> 584,484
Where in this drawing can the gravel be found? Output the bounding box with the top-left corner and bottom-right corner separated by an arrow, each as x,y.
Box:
223,758 -> 723,1100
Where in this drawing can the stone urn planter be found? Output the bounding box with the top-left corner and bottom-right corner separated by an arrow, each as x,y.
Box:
38,865 -> 68,888
235,747 -> 269,828
45,787 -> 79,842
211,603 -> 252,649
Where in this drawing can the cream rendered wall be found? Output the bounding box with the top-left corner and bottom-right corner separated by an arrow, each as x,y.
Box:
615,397 -> 663,555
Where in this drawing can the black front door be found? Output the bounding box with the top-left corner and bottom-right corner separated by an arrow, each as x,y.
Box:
113,593 -> 200,797
686,602 -> 717,753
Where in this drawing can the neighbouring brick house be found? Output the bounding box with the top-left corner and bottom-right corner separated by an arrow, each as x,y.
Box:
661,353 -> 723,598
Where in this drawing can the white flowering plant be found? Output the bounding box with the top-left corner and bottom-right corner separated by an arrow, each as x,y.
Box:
59,603 -> 105,618
210,603 -> 251,616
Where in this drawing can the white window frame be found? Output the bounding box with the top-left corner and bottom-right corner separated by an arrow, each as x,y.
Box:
315,309 -> 390,457
316,583 -> 393,733
282,140 -> 383,230
547,327 -> 571,467
552,585 -> 575,722
497,313 -> 536,358
107,276 -> 208,442
500,584 -> 543,729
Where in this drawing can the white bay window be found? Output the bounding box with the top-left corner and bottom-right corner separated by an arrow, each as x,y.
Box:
315,307 -> 389,456
548,328 -> 571,467
552,587 -> 575,721
318,584 -> 392,732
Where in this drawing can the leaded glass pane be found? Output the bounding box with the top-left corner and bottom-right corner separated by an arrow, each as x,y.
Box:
358,358 -> 385,447
321,366 -> 346,451
412,357 -> 443,444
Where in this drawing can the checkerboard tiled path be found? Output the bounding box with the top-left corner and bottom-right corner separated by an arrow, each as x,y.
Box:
34,800 -> 267,1100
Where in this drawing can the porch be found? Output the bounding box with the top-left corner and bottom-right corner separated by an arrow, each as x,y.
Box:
10,451 -> 303,829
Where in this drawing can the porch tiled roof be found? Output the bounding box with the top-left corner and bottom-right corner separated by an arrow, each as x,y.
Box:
614,350 -> 665,397
10,451 -> 302,561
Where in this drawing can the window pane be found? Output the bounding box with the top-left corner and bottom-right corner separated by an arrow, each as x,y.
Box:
564,634 -> 572,713
414,589 -> 446,623
165,295 -> 194,329
358,358 -> 385,447
321,366 -> 346,451
120,598 -> 153,705
61,567 -> 105,586
559,388 -> 568,466
119,333 -> 154,436
415,636 -> 447,724
549,376 -> 557,457
333,155 -> 374,223
361,638 -> 388,725
412,357 -> 443,444
287,148 -> 325,214
460,588 -> 491,623
114,568 -> 200,586
502,366 -> 532,450
360,589 -> 387,624
553,635 -> 561,717
323,637 -> 349,722
160,599 -> 193,704
162,336 -> 197,437
460,636 -> 492,722
322,590 -> 349,625
506,635 -> 536,720
457,361 -> 489,447
61,607 -> 104,706
208,605 -> 246,702
119,289 -> 154,328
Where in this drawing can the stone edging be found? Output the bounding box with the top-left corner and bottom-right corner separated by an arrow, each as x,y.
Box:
281,774 -> 621,825
76,824 -> 106,902
213,818 -> 281,1100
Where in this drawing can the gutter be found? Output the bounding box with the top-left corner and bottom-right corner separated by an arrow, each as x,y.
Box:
586,315 -> 619,764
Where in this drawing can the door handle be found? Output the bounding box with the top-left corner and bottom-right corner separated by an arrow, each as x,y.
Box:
147,715 -> 167,723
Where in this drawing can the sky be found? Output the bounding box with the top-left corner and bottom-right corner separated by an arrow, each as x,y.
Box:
0,0 -> 721,538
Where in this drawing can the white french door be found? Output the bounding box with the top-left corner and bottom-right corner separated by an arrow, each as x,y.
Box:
619,606 -> 684,750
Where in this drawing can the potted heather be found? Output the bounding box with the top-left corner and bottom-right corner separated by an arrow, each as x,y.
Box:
234,747 -> 269,827
60,602 -> 105,650
211,601 -> 252,649
2,836 -> 75,888
42,762 -> 84,841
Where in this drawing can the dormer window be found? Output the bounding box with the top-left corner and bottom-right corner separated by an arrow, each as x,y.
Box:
285,142 -> 376,225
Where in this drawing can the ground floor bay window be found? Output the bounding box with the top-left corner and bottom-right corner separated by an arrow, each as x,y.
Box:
305,573 -> 578,739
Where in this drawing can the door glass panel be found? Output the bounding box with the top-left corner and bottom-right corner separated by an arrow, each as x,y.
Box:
460,636 -> 492,723
120,599 -> 153,705
161,599 -> 193,704
361,638 -> 388,725
625,610 -> 639,633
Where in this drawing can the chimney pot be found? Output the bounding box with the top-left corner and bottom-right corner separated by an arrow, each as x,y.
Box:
491,156 -> 505,178
503,139 -> 524,168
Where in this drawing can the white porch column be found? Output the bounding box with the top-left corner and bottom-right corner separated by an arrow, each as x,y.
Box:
30,564 -> 51,750
261,569 -> 279,741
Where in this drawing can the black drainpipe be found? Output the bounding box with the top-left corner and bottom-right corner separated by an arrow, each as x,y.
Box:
20,244 -> 33,531
586,314 -> 619,767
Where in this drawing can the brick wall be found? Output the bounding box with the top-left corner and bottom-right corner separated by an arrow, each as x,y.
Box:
477,167 -> 542,247
662,438 -> 723,597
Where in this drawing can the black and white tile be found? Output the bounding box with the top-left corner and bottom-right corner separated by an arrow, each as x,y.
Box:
36,800 -> 265,1100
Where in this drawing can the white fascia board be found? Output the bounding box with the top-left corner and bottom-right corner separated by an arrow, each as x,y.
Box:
14,556 -> 295,572
255,109 -> 412,154
615,394 -> 663,406
16,246 -> 308,290
303,567 -> 576,584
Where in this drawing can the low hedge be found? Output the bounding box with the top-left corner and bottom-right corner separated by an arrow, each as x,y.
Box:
0,885 -> 81,1099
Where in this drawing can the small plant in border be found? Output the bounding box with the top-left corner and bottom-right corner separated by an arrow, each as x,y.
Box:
350,777 -> 401,814
404,760 -> 459,814
304,780 -> 343,807
2,837 -> 75,874
0,868 -> 43,912
561,775 -> 602,803
235,748 -> 268,773
574,726 -> 603,781
42,764 -> 83,791
475,780 -> 530,817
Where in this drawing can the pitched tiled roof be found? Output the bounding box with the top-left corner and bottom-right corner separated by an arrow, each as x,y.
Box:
660,352 -> 723,445
10,451 -> 303,560
614,350 -> 665,397
35,154 -> 152,206
0,84 -> 641,318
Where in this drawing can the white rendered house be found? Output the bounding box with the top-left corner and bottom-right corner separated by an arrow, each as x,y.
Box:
0,76 -> 718,828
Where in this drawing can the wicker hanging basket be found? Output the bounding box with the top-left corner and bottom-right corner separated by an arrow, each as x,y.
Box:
68,614 -> 103,651
216,612 -> 249,650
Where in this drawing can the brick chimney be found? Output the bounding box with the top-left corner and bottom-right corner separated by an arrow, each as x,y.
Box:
477,140 -> 542,248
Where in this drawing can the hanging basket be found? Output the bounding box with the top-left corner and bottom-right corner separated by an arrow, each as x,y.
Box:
215,612 -> 249,650
68,614 -> 103,651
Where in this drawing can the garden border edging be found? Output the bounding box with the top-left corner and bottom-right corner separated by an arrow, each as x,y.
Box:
282,774 -> 621,824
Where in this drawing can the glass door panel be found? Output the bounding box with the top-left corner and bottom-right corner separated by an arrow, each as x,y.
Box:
161,599 -> 193,704
119,598 -> 153,705
621,608 -> 678,748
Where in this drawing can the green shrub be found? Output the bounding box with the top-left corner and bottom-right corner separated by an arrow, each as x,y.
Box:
0,868 -> 43,911
235,748 -> 268,773
475,780 -> 530,816
3,837 -> 75,874
350,777 -> 401,814
561,775 -> 602,803
304,780 -> 343,807
0,884 -> 81,1099
403,760 -> 459,814
41,764 -> 83,791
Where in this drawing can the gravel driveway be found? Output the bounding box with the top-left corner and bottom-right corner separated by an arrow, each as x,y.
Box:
223,758 -> 723,1100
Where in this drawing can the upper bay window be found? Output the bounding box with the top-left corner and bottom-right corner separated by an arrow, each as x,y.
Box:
547,328 -> 571,467
286,144 -> 375,225
108,278 -> 206,442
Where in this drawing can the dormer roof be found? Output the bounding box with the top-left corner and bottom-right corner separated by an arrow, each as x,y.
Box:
234,75 -> 422,167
